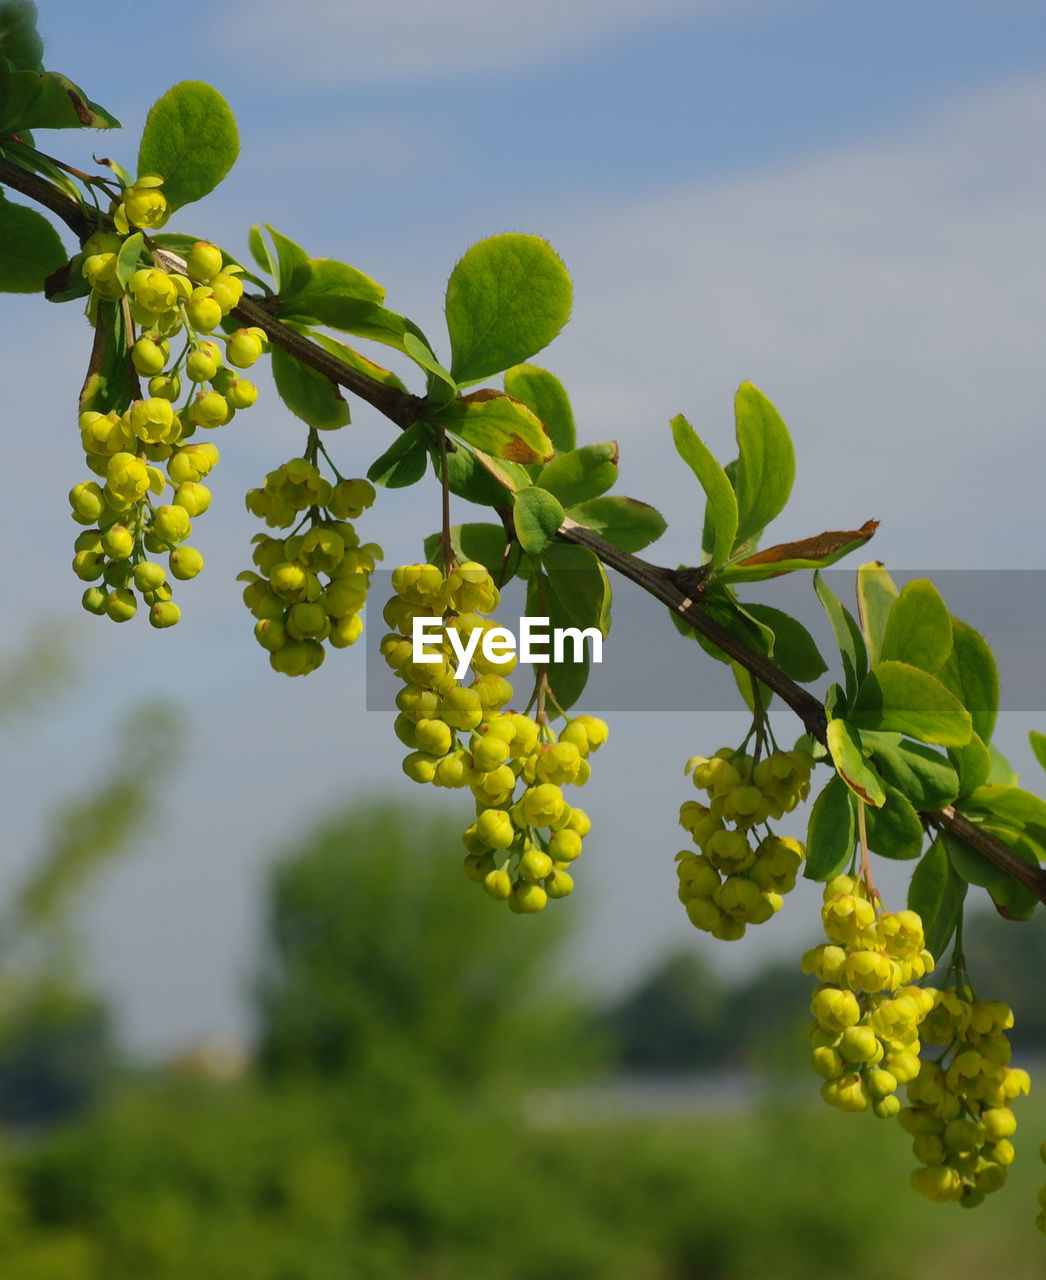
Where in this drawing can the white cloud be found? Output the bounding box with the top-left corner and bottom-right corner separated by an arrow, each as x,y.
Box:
522,76 -> 1046,571
222,0 -> 787,85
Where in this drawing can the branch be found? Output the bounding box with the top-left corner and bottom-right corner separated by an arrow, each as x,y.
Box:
929,809 -> 1046,903
230,295 -> 426,430
215,314 -> 1045,907
0,152 -> 95,240
5,150 -> 1039,905
557,517 -> 828,737
555,520 -> 1046,906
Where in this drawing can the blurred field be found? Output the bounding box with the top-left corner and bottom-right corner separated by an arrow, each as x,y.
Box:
1,790 -> 1044,1278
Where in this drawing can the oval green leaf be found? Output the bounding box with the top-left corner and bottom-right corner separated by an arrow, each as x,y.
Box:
0,63 -> 119,134
446,234 -> 572,384
860,732 -> 959,811
537,443 -> 618,508
503,363 -> 575,452
270,345 -> 350,432
367,423 -> 430,489
856,562 -> 898,666
943,823 -> 1019,889
864,781 -> 925,860
739,602 -> 827,683
422,523 -> 519,578
948,733 -> 993,798
432,391 -> 553,465
565,495 -> 666,552
826,718 -> 885,807
850,661 -> 973,747
512,487 -> 565,554
804,774 -> 856,881
936,616 -> 999,745
813,571 -> 868,701
959,783 -> 1046,844
669,414 -> 738,568
279,257 -> 385,311
732,382 -> 795,549
880,579 -> 952,674
908,838 -> 966,960
0,192 -> 65,292
137,81 -> 238,213
540,542 -> 611,637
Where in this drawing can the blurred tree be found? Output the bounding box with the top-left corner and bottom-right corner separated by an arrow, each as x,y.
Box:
602,951 -> 729,1071
953,907 -> 1046,1051
0,627 -> 183,1127
603,950 -> 814,1074
254,802 -> 603,1092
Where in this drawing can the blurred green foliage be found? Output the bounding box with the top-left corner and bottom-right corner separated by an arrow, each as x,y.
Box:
0,622 -> 183,1128
0,799 -> 1044,1277
254,803 -> 602,1091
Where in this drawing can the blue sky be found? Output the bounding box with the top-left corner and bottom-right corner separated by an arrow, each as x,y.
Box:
4,0 -> 1046,1055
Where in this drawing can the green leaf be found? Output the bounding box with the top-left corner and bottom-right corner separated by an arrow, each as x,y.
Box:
137,82 -> 238,213
987,744 -> 1018,786
0,191 -> 64,291
247,224 -> 271,276
308,330 -> 408,393
860,732 -> 959,811
431,391 -> 553,465
256,224 -> 309,295
864,781 -> 925,860
856,562 -> 898,667
669,589 -> 770,669
959,783 -> 1046,844
0,62 -> 119,135
279,257 -> 384,314
850,661 -> 973,748
824,683 -> 848,723
936,616 -> 999,745
814,571 -> 868,701
738,602 -> 827,683
114,230 -> 144,290
879,579 -> 952,674
565,495 -> 667,552
537,443 -> 618,508
524,549 -> 608,711
826,718 -> 885,807
1030,730 -> 1046,775
445,234 -> 572,384
367,423 -> 430,488
943,823 -> 1018,889
503,364 -> 575,452
270,346 -> 350,432
512,487 -> 565,554
804,774 -> 856,881
278,287 -> 433,360
988,873 -> 1039,921
422,523 -> 519,578
540,542 -> 611,637
669,414 -> 738,569
0,2 -> 44,72
403,332 -> 457,401
949,734 -> 993,798
908,838 -> 967,960
732,382 -> 795,549
443,444 -> 527,506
